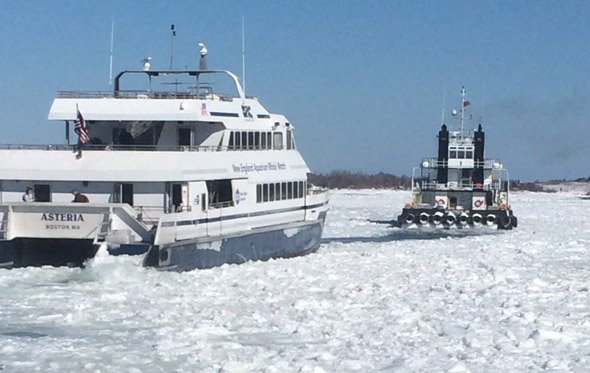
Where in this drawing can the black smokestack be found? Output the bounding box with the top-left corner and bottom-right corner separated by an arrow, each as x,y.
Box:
437,124 -> 449,184
473,124 -> 485,187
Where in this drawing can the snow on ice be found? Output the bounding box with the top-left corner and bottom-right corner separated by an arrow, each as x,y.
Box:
0,190 -> 589,372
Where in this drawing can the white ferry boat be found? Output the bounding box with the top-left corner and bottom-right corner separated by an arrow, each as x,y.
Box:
0,48 -> 329,270
397,88 -> 517,230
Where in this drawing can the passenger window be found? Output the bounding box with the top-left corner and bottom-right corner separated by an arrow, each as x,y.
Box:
287,182 -> 293,199
266,133 -> 272,150
248,132 -> 254,150
235,131 -> 241,148
228,132 -> 234,150
254,132 -> 260,149
34,184 -> 51,202
241,132 -> 248,150
256,185 -> 262,203
286,130 -> 292,150
269,183 -> 275,201
273,132 -> 283,150
263,184 -> 269,202
261,132 -> 267,149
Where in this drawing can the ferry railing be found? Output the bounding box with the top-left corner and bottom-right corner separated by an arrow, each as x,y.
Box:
0,144 -> 231,152
58,90 -> 238,101
0,143 -> 295,152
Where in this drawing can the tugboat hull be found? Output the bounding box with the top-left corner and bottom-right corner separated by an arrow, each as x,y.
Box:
397,208 -> 517,230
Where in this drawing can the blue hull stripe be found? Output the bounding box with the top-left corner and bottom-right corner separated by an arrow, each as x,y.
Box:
161,201 -> 328,227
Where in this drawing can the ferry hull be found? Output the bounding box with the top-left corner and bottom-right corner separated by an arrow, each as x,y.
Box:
0,238 -> 98,268
144,214 -> 326,271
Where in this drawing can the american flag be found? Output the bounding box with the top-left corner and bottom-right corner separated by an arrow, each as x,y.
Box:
75,109 -> 90,144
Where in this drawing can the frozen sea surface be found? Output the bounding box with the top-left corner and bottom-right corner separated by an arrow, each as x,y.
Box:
1,190 -> 589,372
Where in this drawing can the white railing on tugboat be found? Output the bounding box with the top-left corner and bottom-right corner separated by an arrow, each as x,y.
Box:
419,180 -> 503,191
420,158 -> 499,169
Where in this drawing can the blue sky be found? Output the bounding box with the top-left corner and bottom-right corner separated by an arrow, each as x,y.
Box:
0,1 -> 588,181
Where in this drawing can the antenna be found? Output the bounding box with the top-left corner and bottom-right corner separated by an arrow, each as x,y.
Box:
480,81 -> 486,123
109,18 -> 115,86
170,24 -> 176,70
460,87 -> 466,136
242,16 -> 246,95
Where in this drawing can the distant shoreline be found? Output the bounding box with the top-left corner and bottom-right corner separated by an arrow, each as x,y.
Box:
309,171 -> 590,193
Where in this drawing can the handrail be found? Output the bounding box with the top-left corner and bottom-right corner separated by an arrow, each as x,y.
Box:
113,70 -> 246,102
0,144 -> 279,152
420,157 -> 500,169
57,90 -> 238,101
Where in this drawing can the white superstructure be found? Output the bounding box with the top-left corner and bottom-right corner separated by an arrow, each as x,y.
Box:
0,58 -> 329,270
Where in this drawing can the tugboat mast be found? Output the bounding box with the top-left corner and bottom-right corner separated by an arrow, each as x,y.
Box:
460,86 -> 466,138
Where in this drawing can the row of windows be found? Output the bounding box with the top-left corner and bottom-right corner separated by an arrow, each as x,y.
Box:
228,130 -> 295,150
449,146 -> 474,160
256,181 -> 306,203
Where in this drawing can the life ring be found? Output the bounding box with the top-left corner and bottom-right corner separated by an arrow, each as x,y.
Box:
436,199 -> 445,206
474,199 -> 483,208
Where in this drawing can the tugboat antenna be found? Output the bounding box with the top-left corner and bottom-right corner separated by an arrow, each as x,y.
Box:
460,86 -> 466,138
441,89 -> 446,126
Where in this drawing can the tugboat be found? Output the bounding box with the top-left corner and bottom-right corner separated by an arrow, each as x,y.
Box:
0,45 -> 329,270
397,88 -> 517,230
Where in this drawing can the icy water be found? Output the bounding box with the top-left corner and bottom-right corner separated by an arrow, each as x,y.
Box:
1,190 -> 589,372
